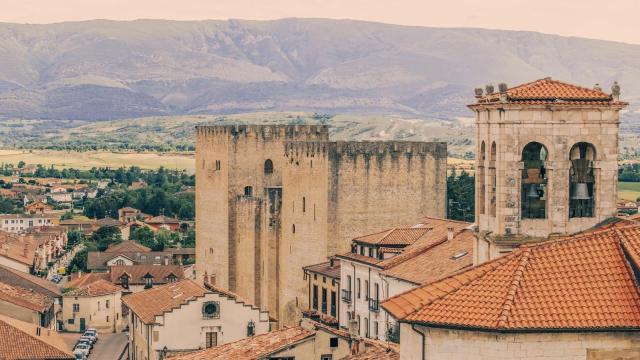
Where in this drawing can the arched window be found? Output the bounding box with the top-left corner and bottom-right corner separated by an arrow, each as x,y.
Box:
478,141 -> 486,215
244,186 -> 253,197
569,142 -> 596,218
264,159 -> 273,175
521,142 -> 548,219
489,142 -> 497,217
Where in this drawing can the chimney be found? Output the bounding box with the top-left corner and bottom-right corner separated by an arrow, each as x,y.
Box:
594,83 -> 602,91
612,81 -> 621,101
485,84 -> 494,95
498,83 -> 508,102
474,87 -> 484,99
447,227 -> 454,241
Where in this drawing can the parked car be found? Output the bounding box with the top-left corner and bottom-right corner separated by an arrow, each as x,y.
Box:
82,331 -> 97,344
50,275 -> 61,283
78,336 -> 93,347
73,349 -> 87,360
74,343 -> 90,357
86,328 -> 99,341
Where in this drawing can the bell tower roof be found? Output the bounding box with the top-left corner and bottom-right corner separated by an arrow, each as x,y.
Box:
469,78 -> 628,108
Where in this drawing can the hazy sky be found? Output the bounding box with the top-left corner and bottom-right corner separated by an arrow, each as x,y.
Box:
1,0 -> 639,44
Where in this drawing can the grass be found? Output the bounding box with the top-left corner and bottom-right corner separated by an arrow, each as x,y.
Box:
619,182 -> 640,201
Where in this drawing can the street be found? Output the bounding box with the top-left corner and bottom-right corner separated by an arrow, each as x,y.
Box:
48,242 -> 85,280
60,332 -> 128,360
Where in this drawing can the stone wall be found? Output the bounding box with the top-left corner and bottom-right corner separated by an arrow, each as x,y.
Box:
401,325 -> 640,360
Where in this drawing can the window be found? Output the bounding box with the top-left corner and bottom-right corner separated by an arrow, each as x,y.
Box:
374,283 -> 379,301
68,318 -> 74,324
356,278 -> 361,299
106,316 -> 109,323
73,304 -> 79,312
489,141 -> 497,217
215,160 -> 221,171
329,337 -> 339,348
168,274 -> 177,283
313,285 -> 318,310
521,142 -> 548,219
359,246 -> 365,256
302,197 -> 306,213
98,301 -> 101,311
247,320 -> 255,336
121,275 -> 129,289
357,315 -> 361,335
569,142 -> 596,218
321,287 -> 327,314
292,224 -> 295,234
202,301 -> 220,319
144,274 -> 153,289
115,259 -> 125,265
365,280 -> 369,300
330,290 -> 336,317
244,186 -> 253,197
106,300 -> 110,309
368,247 -> 374,257
206,332 -> 217,348
264,159 -> 273,174
374,321 -> 379,339
364,318 -> 370,338
321,355 -> 333,360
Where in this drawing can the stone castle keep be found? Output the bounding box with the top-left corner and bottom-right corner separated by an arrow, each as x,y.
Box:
470,78 -> 628,263
195,125 -> 447,325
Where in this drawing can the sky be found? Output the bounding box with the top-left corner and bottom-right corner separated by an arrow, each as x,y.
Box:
1,0 -> 639,45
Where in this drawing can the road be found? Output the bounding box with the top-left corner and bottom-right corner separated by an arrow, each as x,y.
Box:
90,332 -> 128,360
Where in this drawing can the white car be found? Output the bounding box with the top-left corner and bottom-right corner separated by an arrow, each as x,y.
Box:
74,343 -> 90,357
86,328 -> 99,341
82,331 -> 97,344
74,349 -> 87,360
79,336 -> 93,347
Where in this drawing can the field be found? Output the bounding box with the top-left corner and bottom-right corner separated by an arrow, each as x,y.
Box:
0,150 -> 195,173
619,182 -> 640,201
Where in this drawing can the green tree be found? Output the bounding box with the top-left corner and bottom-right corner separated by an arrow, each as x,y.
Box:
446,170 -> 475,222
17,161 -> 25,168
60,211 -> 74,221
67,230 -> 85,248
92,225 -> 122,251
130,227 -> 155,249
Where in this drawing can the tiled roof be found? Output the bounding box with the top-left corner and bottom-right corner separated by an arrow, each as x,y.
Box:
342,345 -> 400,360
470,78 -> 628,106
171,326 -> 315,360
383,225 -> 640,331
110,264 -> 184,285
67,272 -> 110,289
381,230 -> 474,285
0,281 -> 54,313
303,260 -> 341,279
355,228 -> 430,246
106,240 -> 151,253
0,315 -> 74,359
0,264 -> 62,298
123,279 -> 206,324
145,215 -> 180,224
87,250 -> 174,270
96,217 -> 124,227
65,279 -> 121,297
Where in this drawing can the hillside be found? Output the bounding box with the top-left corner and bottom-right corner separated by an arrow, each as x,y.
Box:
0,18 -> 639,121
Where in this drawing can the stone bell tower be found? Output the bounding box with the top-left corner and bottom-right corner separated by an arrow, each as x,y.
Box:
469,78 -> 628,263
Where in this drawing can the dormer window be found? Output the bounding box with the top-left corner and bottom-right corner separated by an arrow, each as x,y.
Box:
121,275 -> 129,289
143,273 -> 154,289
167,274 -> 177,283
247,320 -> 255,336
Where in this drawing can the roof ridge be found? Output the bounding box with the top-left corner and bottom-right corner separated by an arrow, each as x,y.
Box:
496,247 -> 532,328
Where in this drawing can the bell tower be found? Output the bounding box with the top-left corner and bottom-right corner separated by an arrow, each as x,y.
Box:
470,78 -> 628,263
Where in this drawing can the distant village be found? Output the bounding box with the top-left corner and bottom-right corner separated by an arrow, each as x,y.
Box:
1,79 -> 640,360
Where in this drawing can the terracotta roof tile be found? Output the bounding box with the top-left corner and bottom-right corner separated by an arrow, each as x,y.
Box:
470,78 -> 628,107
0,315 -> 73,359
171,326 -> 314,360
106,241 -> 151,253
110,265 -> 184,285
67,272 -> 110,289
123,279 -> 206,324
303,260 -> 341,279
65,279 -> 121,297
342,345 -> 399,360
0,264 -> 61,298
0,281 -> 54,313
382,225 -> 640,331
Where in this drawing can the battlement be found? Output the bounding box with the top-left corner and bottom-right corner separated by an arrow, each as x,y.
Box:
284,141 -> 329,157
196,124 -> 329,141
331,141 -> 447,158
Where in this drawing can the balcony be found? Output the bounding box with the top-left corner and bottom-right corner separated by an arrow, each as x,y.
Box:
341,289 -> 352,303
368,298 -> 379,312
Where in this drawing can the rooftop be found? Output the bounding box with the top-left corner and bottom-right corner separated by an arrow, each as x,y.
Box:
0,314 -> 73,359
106,240 -> 151,253
303,259 -> 341,279
122,279 -> 206,324
0,265 -> 61,298
0,281 -> 54,313
383,224 -> 640,331
110,264 -> 184,285
65,279 -> 121,297
470,78 -> 628,107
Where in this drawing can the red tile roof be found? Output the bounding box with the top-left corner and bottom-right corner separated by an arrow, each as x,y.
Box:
106,240 -> 151,253
0,315 -> 74,359
0,264 -> 62,298
67,272 -> 110,289
171,326 -> 314,360
110,264 -> 184,285
382,225 -> 640,331
355,227 -> 431,246
122,279 -> 206,324
470,78 -> 628,107
65,279 -> 121,297
0,281 -> 54,313
303,259 -> 341,279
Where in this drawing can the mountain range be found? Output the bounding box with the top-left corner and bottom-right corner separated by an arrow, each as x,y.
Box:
0,18 -> 639,121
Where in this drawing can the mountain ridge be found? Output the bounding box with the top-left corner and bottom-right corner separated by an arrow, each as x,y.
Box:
0,18 -> 638,121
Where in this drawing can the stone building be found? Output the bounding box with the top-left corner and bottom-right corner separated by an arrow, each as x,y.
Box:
195,125 -> 447,326
470,78 -> 628,262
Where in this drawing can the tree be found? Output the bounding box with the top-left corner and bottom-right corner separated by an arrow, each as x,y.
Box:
60,211 -> 74,221
67,230 -> 85,248
17,161 -> 25,168
130,227 -> 155,249
92,226 -> 122,251
183,229 -> 195,248
447,170 -> 475,222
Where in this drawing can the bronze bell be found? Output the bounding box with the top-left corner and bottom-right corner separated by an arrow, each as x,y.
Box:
526,184 -> 539,198
570,183 -> 591,200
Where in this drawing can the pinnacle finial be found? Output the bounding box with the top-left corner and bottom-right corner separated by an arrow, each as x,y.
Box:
485,84 -> 495,95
